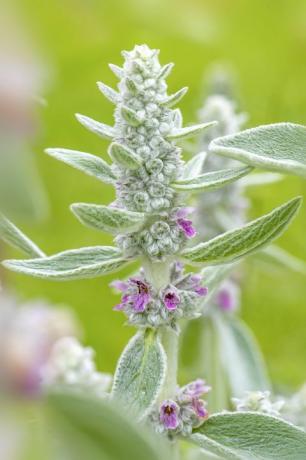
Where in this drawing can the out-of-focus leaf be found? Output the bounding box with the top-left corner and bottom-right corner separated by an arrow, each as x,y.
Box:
112,329 -> 166,417
254,244 -> 306,275
182,152 -> 207,179
167,121 -> 217,140
210,123 -> 306,178
48,391 -> 168,460
0,213 -> 45,257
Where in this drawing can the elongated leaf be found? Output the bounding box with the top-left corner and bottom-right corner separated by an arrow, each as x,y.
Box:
76,114 -> 115,140
239,172 -> 283,187
109,63 -> 124,78
71,203 -> 144,234
216,315 -> 270,397
125,77 -> 138,94
172,167 -> 252,192
181,197 -> 301,265
45,148 -> 116,183
210,123 -> 306,178
2,246 -> 130,280
191,412 -> 306,459
112,330 -> 166,417
97,82 -> 121,104
160,87 -> 188,107
167,121 -> 217,141
108,142 -> 142,169
254,244 -> 306,275
182,152 -> 207,179
158,63 -> 174,79
121,106 -> 142,126
48,391 -> 168,460
0,213 -> 45,257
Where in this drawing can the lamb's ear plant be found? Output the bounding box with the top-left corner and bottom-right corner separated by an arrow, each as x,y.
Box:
1,45 -> 306,459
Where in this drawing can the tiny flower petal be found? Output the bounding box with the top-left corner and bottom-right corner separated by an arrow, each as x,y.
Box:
110,280 -> 129,292
160,400 -> 180,430
176,207 -> 195,219
163,289 -> 180,311
177,218 -> 197,238
192,398 -> 208,418
195,286 -> 208,297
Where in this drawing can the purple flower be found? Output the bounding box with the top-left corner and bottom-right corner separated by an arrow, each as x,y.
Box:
181,379 -> 211,400
192,398 -> 208,419
163,288 -> 180,311
160,400 -> 180,430
217,289 -> 233,310
216,281 -> 239,312
111,278 -> 152,312
176,208 -> 197,239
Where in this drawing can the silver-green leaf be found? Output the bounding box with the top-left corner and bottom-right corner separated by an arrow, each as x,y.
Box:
0,213 -> 45,258
158,62 -> 174,79
210,123 -> 306,178
48,391 -> 168,460
160,87 -> 188,107
190,412 -> 306,459
182,152 -> 207,179
97,81 -> 121,104
216,314 -> 270,397
121,106 -> 142,127
45,148 -> 116,183
2,246 -> 130,280
76,113 -> 115,140
254,244 -> 306,275
108,142 -> 142,169
112,330 -> 166,418
181,197 -> 301,265
71,203 -> 144,234
172,167 -> 252,192
167,121 -> 217,141
239,172 -> 283,187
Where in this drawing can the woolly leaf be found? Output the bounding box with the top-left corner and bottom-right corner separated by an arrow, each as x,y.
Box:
160,87 -> 188,108
76,114 -> 115,140
190,412 -> 306,459
45,148 -> 116,184
71,203 -> 145,234
125,77 -> 138,94
0,213 -> 45,257
172,109 -> 183,129
172,167 -> 252,192
239,171 -> 283,187
2,246 -> 130,280
216,314 -> 270,398
255,244 -> 306,275
97,81 -> 121,104
158,63 -> 174,79
48,391 -> 168,460
181,197 -> 302,265
167,121 -> 217,141
121,106 -> 142,127
182,152 -> 207,179
112,330 -> 166,418
109,63 -> 124,78
108,142 -> 142,169
210,123 -> 306,178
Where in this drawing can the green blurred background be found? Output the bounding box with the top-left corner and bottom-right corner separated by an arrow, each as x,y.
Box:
4,0 -> 306,388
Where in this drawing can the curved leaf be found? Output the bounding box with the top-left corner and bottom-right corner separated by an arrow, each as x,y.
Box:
2,246 -> 130,280
108,142 -> 142,169
48,391 -> 168,460
182,152 -> 207,179
97,81 -> 120,104
45,148 -> 116,183
191,412 -> 306,459
167,121 -> 217,141
216,315 -> 270,397
210,123 -> 306,178
71,203 -> 144,234
181,197 -> 301,265
0,213 -> 45,258
76,113 -> 115,140
254,244 -> 306,275
112,330 -> 166,418
172,167 -> 252,192
160,87 -> 188,107
239,172 -> 283,187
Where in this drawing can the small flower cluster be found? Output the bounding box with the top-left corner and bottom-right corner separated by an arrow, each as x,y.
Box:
232,391 -> 284,417
111,262 -> 207,331
110,44 -> 196,260
116,207 -> 196,260
150,379 -> 210,438
42,337 -> 112,397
